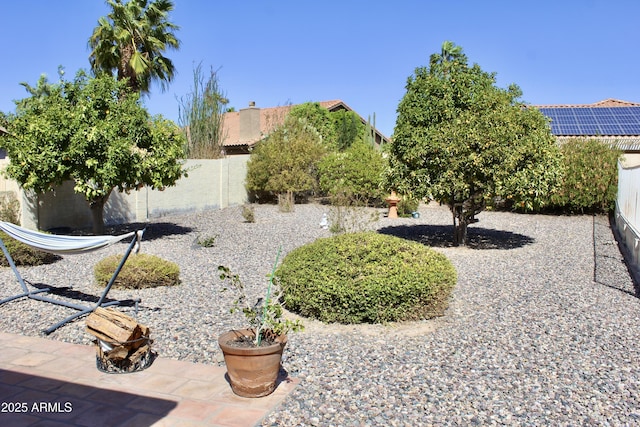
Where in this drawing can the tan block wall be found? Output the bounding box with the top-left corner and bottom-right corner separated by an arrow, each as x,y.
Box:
4,156 -> 250,231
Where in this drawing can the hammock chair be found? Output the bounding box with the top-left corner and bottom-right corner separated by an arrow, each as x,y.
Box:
0,221 -> 145,334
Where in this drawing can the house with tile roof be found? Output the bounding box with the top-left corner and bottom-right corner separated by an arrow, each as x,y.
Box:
220,100 -> 390,154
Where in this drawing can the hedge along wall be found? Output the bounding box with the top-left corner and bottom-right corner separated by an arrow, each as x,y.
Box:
12,156 -> 250,231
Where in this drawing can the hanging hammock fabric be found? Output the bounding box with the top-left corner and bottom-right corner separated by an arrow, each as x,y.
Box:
0,222 -> 145,334
0,222 -> 137,255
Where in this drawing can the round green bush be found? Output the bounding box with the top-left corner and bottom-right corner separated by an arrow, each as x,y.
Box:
94,253 -> 180,289
275,232 -> 457,324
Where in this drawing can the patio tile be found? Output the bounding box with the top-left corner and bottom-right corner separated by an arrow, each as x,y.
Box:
0,333 -> 298,426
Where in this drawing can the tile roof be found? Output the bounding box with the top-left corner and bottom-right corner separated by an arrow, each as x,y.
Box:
534,98 -> 640,108
221,100 -> 386,148
556,136 -> 640,152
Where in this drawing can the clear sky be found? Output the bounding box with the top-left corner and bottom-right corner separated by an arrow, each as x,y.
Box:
1,0 -> 639,137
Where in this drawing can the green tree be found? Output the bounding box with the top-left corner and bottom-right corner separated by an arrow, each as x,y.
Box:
89,0 -> 180,94
332,109 -> 365,151
245,116 -> 325,209
1,70 -> 187,234
178,63 -> 228,158
388,42 -> 563,246
288,102 -> 337,149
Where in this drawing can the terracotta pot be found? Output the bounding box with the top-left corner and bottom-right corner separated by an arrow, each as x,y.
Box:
218,329 -> 287,398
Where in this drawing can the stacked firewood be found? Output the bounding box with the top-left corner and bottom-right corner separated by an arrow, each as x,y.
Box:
86,307 -> 152,372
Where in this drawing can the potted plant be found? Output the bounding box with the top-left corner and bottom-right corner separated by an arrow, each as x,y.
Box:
217,249 -> 303,398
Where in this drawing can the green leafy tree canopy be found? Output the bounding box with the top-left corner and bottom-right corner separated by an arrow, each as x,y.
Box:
288,102 -> 337,149
387,41 -> 563,246
245,116 -> 325,204
331,109 -> 366,151
2,70 -> 187,234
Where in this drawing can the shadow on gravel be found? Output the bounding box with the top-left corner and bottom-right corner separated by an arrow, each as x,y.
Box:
103,222 -> 194,242
594,215 -> 640,298
27,281 -> 140,307
378,224 -> 535,250
65,222 -> 194,242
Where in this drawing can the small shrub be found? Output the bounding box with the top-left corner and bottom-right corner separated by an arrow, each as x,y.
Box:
94,253 -> 180,289
0,192 -> 20,224
0,193 -> 60,266
275,232 -> 457,324
196,234 -> 217,247
218,265 -> 303,345
328,192 -> 379,234
242,204 -> 255,223
397,196 -> 420,217
0,231 -> 60,266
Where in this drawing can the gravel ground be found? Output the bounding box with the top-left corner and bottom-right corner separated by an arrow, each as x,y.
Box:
1,203 -> 639,426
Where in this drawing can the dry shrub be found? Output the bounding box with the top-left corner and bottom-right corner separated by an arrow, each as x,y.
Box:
94,253 -> 180,289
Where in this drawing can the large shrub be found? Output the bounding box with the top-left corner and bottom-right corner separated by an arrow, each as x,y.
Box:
275,232 -> 457,324
549,138 -> 621,213
318,140 -> 386,206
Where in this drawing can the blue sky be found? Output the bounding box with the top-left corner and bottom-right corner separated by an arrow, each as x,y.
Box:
1,0 -> 639,137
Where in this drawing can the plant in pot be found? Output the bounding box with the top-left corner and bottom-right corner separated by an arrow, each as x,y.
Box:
217,250 -> 303,398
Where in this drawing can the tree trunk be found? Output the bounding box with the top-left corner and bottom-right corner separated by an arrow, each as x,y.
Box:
89,190 -> 112,235
450,190 -> 485,246
278,191 -> 294,212
451,204 -> 468,247
454,218 -> 468,247
90,200 -> 106,235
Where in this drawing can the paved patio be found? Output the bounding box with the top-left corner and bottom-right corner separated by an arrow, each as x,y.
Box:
0,332 -> 298,426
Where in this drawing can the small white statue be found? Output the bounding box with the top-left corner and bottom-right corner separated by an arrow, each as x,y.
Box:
319,213 -> 329,230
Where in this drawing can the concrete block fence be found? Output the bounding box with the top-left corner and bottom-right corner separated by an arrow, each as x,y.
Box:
1,156 -> 250,231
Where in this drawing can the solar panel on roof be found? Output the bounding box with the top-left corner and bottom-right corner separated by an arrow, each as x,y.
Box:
538,106 -> 640,136
616,116 -> 636,124
580,124 -> 600,134
620,124 -> 639,133
600,124 -> 622,134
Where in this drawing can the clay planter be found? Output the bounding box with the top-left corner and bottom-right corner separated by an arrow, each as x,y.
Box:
218,329 -> 287,398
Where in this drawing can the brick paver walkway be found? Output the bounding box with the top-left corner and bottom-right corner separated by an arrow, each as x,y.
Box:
0,332 -> 297,426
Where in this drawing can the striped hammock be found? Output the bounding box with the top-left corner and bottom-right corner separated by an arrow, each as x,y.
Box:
0,222 -> 141,255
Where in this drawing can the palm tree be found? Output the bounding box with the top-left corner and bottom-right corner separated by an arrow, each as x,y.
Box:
89,0 -> 180,94
429,40 -> 465,70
